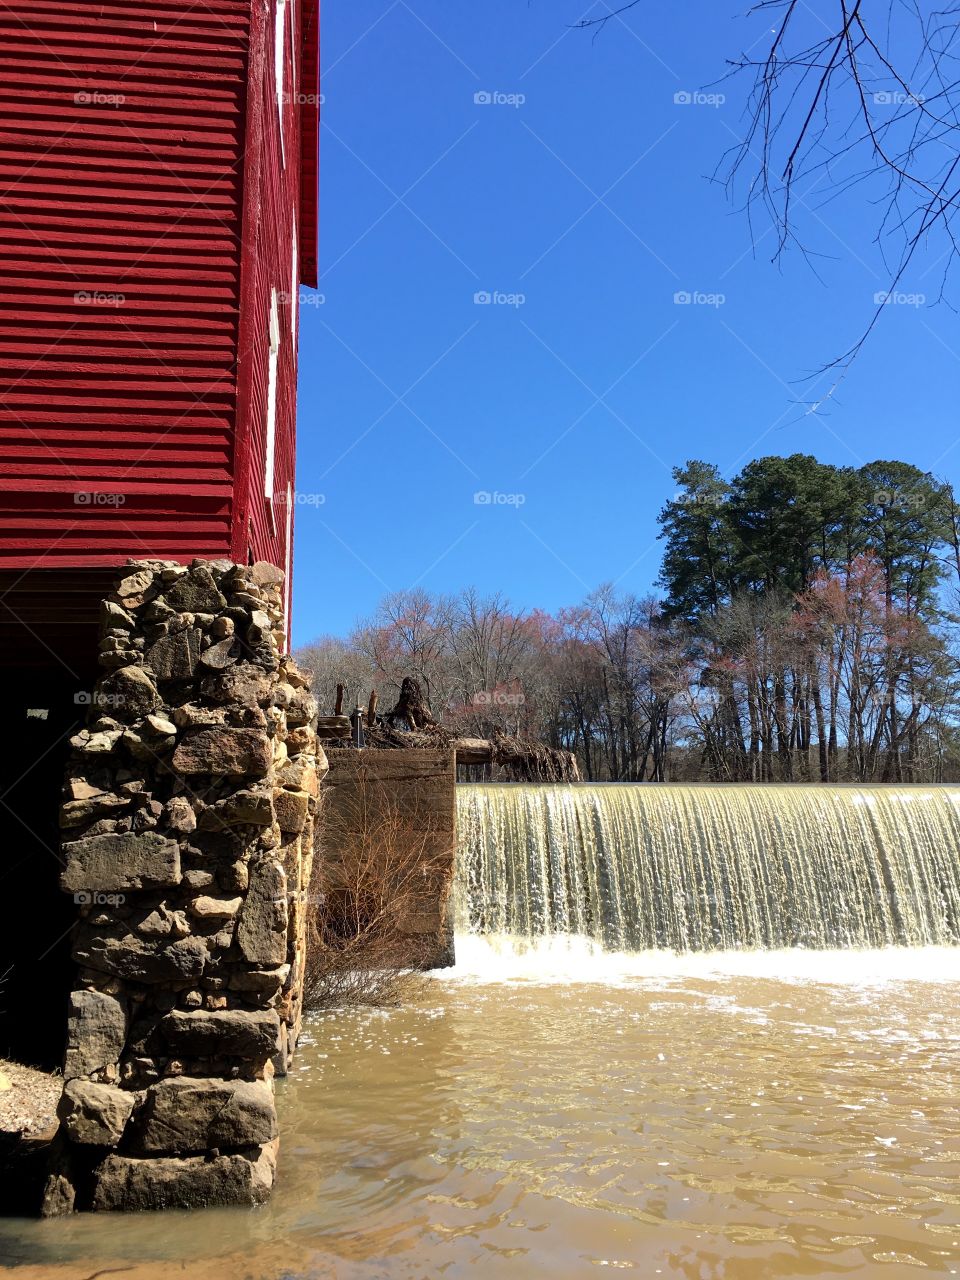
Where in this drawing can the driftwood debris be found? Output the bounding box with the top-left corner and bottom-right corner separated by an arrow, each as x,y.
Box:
486,727 -> 580,783
365,718 -> 579,783
364,721 -> 452,751
451,728 -> 580,782
450,736 -> 494,765
321,676 -> 580,782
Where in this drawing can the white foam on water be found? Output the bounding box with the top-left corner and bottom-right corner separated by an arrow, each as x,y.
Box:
436,932 -> 960,987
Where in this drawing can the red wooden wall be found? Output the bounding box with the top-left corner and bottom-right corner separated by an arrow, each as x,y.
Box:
233,0 -> 317,609
0,0 -> 319,588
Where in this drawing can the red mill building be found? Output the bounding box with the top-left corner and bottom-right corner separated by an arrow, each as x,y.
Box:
0,0 -> 323,1211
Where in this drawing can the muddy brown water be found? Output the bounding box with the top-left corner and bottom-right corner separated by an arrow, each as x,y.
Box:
2,942 -> 959,1279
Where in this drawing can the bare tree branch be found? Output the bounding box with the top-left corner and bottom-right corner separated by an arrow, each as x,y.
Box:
571,1 -> 643,32
719,1 -> 960,369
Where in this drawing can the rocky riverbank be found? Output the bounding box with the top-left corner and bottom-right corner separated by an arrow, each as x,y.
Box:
0,1060 -> 61,1219
0,1060 -> 60,1138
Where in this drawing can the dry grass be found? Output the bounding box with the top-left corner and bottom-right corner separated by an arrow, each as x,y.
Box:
303,763 -> 452,1011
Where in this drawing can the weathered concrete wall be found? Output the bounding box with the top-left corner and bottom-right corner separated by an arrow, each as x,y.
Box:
322,749 -> 457,970
43,558 -> 322,1214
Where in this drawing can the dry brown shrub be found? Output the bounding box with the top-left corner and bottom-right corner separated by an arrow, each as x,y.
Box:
303,762 -> 454,1010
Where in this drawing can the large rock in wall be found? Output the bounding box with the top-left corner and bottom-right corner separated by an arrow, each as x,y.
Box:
42,559 -> 323,1216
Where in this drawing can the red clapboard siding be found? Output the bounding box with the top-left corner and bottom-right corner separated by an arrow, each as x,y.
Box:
0,0 -> 250,569
232,0 -> 319,638
0,0 -> 319,610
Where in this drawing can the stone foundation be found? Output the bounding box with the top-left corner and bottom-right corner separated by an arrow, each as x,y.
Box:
322,749 -> 456,970
43,559 -> 322,1215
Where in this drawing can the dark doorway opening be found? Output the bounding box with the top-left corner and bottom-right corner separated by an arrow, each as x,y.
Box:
0,670 -> 89,1069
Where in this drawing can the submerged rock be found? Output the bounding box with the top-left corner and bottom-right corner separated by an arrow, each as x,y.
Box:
91,1142 -> 277,1211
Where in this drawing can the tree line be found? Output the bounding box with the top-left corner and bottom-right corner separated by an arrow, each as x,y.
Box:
297,455 -> 960,783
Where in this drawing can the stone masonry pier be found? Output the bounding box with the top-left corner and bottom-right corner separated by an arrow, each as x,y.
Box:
43,558 -> 322,1214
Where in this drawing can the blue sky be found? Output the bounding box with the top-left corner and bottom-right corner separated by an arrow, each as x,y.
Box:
292,0 -> 959,645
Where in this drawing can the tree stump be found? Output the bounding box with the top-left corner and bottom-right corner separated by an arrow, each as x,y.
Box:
386,678 -> 435,731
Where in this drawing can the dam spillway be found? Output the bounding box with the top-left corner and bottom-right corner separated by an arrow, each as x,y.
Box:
455,784 -> 960,951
